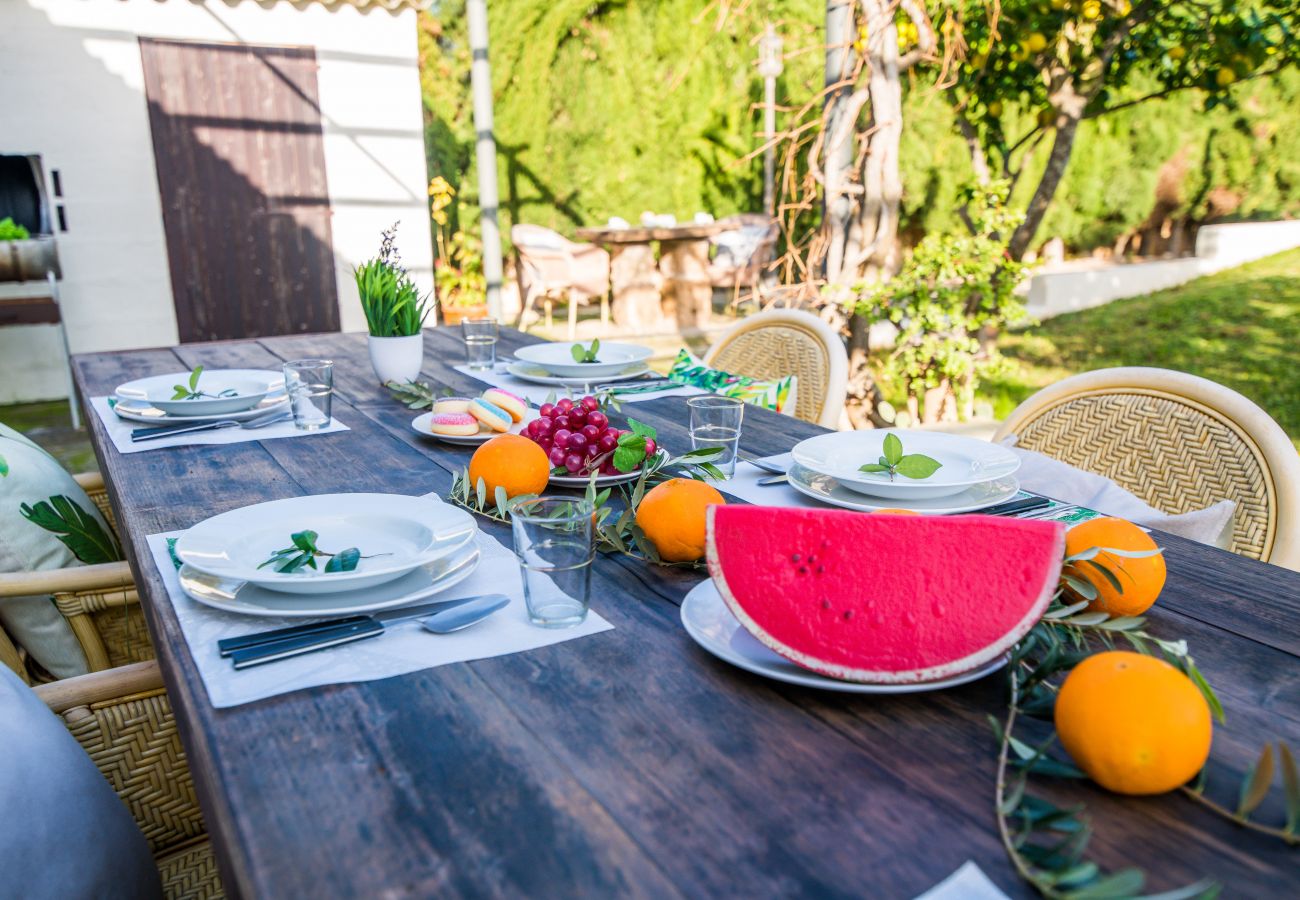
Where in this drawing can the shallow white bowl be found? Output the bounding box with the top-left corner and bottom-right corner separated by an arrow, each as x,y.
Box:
513,341 -> 654,378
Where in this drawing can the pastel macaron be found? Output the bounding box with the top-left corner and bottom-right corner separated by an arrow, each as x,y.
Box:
432,396 -> 472,414
467,398 -> 511,433
481,388 -> 528,423
428,413 -> 480,437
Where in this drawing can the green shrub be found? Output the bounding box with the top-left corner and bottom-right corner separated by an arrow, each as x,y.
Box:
0,217 -> 30,241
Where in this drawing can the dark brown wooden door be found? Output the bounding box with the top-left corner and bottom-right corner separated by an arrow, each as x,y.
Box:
140,38 -> 339,342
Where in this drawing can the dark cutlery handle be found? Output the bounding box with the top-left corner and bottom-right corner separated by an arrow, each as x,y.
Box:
219,615 -> 373,656
132,421 -> 221,440
979,496 -> 1051,517
229,619 -> 384,669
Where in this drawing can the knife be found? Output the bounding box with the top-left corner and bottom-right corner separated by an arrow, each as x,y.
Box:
974,496 -> 1052,518
222,593 -> 509,669
131,409 -> 290,441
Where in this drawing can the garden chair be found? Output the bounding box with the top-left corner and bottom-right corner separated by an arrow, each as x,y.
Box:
704,308 -> 848,429
708,213 -> 778,306
1,470 -> 151,683
32,660 -> 224,898
511,224 -> 610,338
994,367 -> 1300,570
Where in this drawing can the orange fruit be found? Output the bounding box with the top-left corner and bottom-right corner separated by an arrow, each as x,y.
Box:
635,478 -> 725,562
467,434 -> 549,500
1055,651 -> 1212,795
871,508 -> 920,516
1063,517 -> 1166,616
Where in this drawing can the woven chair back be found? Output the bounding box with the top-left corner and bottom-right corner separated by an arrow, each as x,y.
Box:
705,309 -> 848,428
995,368 -> 1300,568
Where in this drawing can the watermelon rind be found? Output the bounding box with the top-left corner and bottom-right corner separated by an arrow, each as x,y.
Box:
705,507 -> 1065,685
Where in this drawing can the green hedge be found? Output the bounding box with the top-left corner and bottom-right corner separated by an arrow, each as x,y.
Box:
420,4 -> 1300,254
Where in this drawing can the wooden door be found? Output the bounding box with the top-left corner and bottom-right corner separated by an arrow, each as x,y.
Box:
140,39 -> 339,342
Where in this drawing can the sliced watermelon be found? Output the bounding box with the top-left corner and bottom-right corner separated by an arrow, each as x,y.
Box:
705,507 -> 1065,684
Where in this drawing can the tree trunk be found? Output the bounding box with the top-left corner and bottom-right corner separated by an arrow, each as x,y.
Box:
1007,112 -> 1081,261
823,0 -> 857,283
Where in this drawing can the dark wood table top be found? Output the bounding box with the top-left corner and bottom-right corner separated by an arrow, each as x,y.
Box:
576,222 -> 729,244
72,328 -> 1300,899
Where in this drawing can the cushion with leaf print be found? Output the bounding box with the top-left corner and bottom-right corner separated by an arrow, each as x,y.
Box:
667,349 -> 798,415
0,422 -> 121,678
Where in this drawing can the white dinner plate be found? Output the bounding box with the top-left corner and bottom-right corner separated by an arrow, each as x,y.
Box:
787,463 -> 1019,514
110,394 -> 289,425
115,369 -> 284,417
178,542 -> 481,618
505,361 -> 653,388
513,341 -> 654,378
680,580 -> 1006,693
175,494 -> 477,595
791,430 -> 1019,501
412,409 -> 539,445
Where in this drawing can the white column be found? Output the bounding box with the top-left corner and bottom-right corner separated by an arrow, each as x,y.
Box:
467,0 -> 504,319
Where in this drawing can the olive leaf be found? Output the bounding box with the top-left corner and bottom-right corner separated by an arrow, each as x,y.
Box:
259,530 -> 377,574
1280,743 -> 1299,835
324,548 -> 361,573
20,495 -> 121,564
1237,744 -> 1276,818
858,432 -> 943,481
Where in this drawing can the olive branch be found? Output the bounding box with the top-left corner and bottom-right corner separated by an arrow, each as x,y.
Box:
994,550 -> 1298,899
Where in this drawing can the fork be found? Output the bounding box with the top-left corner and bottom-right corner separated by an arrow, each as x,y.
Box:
739,453 -> 788,476
131,409 -> 292,442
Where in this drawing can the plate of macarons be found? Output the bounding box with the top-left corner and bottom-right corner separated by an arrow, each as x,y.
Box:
412,388 -> 537,445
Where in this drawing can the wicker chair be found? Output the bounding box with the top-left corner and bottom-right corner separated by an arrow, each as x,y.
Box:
34,660 -> 224,898
0,471 -> 152,683
994,367 -> 1300,570
704,308 -> 848,429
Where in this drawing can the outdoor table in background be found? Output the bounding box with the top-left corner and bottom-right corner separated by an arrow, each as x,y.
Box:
576,221 -> 729,334
72,327 -> 1300,898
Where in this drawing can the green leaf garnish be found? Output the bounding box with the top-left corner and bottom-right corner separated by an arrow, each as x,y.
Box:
258,530 -> 384,574
571,338 -> 601,363
858,432 -> 943,481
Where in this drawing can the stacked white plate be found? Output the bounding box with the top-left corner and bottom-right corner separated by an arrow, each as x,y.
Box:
507,341 -> 655,388
112,369 -> 288,423
786,430 -> 1021,514
172,494 -> 480,617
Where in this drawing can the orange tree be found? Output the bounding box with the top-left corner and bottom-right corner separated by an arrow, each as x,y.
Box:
944,0 -> 1300,260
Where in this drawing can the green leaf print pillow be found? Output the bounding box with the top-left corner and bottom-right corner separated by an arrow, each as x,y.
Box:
667,350 -> 798,414
0,423 -> 121,678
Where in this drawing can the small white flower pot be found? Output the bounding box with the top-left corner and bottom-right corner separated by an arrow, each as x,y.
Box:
368,333 -> 424,385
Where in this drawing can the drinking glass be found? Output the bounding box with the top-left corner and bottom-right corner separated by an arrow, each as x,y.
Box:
461,317 -> 499,371
511,497 -> 594,628
282,359 -> 334,431
688,395 -> 744,478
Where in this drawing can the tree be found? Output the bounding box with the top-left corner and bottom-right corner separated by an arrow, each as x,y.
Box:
945,0 -> 1300,260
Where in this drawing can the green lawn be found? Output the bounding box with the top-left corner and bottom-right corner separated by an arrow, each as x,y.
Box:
983,248 -> 1300,449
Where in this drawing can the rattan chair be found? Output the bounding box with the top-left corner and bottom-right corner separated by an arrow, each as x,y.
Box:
0,471 -> 152,683
994,367 -> 1300,570
34,660 -> 224,898
704,308 -> 848,429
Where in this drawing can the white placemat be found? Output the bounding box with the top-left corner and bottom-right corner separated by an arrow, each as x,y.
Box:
91,396 -> 349,455
913,861 -> 1010,900
716,454 -> 822,508
146,499 -> 613,708
453,362 -> 703,404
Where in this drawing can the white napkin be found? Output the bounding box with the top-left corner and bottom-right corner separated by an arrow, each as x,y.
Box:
90,397 -> 349,455
146,499 -> 613,708
1002,436 -> 1235,548
716,455 -> 822,508
913,861 -> 1011,900
453,362 -> 703,405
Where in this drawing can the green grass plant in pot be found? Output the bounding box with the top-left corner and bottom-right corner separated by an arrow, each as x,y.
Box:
356,222 -> 435,384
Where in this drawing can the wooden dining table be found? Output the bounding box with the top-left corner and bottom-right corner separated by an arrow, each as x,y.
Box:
575,222 -> 729,335
73,327 -> 1300,899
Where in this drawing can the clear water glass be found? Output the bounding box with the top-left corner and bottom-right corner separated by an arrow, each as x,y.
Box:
282,359 -> 334,431
688,395 -> 744,478
511,497 -> 594,628
462,317 -> 499,371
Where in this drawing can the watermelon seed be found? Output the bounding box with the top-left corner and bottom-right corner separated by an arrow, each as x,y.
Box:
843,610 -> 854,621
791,553 -> 801,563
798,565 -> 808,574
821,599 -> 831,610
807,554 -> 817,563
816,565 -> 825,574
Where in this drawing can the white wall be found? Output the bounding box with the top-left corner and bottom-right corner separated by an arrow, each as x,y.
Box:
0,0 -> 433,402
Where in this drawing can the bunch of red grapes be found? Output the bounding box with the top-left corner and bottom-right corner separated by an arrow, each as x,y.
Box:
524,395 -> 657,476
